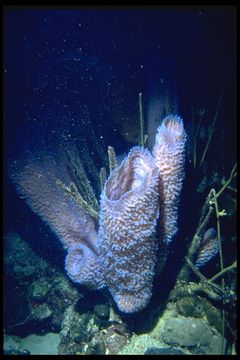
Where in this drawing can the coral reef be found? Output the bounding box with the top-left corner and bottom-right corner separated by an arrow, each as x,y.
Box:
195,228 -> 219,268
10,152 -> 99,252
119,302 -> 224,355
4,233 -> 81,334
58,305 -> 98,354
98,147 -> 160,313
10,115 -> 186,314
153,115 -> 186,244
6,107 -> 236,354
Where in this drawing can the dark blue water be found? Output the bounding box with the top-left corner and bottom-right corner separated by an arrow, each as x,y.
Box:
4,8 -> 236,156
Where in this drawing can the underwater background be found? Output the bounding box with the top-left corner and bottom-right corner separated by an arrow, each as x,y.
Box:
3,7 -> 237,355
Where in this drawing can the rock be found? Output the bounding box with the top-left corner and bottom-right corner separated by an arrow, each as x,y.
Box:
85,342 -> 106,355
4,282 -> 30,330
162,317 -> 213,347
176,296 -> 204,317
176,296 -> 222,334
75,290 -> 107,314
161,316 -> 223,354
4,232 -> 82,336
192,333 -> 224,355
32,279 -> 51,300
58,305 -> 99,355
4,333 -> 60,355
93,304 -> 110,320
85,333 -> 106,355
102,324 -> 129,354
46,275 -> 81,329
4,349 -> 31,355
201,299 -> 222,334
19,333 -> 59,355
4,233 -> 48,279
31,303 -> 53,321
144,347 -> 186,355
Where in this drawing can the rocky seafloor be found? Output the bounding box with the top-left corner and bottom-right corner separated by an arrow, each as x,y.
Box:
4,232 -> 233,355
